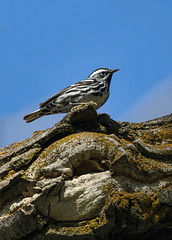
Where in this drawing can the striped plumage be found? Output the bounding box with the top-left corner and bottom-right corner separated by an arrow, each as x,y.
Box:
23,68 -> 119,123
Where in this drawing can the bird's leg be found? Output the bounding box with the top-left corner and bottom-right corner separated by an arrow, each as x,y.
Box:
70,101 -> 97,111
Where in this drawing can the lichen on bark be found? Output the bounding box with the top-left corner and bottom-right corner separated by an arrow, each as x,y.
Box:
0,103 -> 172,240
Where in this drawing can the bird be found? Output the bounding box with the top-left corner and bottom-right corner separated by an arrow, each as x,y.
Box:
23,68 -> 120,123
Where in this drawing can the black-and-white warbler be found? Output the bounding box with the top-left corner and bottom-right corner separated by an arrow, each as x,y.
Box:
23,68 -> 119,123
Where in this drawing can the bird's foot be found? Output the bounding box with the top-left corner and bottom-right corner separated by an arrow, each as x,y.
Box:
71,101 -> 97,112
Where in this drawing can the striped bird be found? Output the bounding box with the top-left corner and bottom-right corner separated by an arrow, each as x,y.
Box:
23,68 -> 119,123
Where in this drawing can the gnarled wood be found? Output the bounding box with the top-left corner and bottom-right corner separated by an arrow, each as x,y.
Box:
0,103 -> 172,240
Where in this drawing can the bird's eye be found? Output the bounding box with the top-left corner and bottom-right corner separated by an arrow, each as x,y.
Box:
100,72 -> 106,76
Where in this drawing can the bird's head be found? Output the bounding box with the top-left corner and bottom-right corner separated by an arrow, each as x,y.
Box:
88,68 -> 120,83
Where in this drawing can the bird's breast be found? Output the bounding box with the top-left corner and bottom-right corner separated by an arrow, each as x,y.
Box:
91,85 -> 109,109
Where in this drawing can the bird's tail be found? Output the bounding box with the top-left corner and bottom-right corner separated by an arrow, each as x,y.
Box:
23,109 -> 43,123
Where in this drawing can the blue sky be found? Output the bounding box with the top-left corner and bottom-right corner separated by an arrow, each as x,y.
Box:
0,0 -> 172,147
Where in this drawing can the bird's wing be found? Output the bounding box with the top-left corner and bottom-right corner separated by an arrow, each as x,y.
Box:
39,87 -> 68,108
39,79 -> 95,108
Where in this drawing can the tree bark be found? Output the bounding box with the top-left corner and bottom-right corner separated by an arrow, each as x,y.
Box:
0,103 -> 172,240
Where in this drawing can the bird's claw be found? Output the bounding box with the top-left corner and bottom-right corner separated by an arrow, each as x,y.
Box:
71,101 -> 97,112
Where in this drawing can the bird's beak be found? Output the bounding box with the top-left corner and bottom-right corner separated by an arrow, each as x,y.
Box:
111,69 -> 120,74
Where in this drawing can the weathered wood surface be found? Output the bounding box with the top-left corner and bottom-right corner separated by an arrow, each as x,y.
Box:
0,103 -> 172,240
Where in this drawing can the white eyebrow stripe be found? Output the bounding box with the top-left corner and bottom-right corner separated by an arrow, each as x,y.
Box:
89,69 -> 107,78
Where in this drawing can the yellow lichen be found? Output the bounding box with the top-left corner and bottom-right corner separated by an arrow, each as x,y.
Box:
24,132 -> 120,181
140,128 -> 172,145
20,170 -> 25,175
47,214 -> 107,235
4,170 -> 16,180
0,151 -> 5,156
103,183 -> 170,227
36,214 -> 47,225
